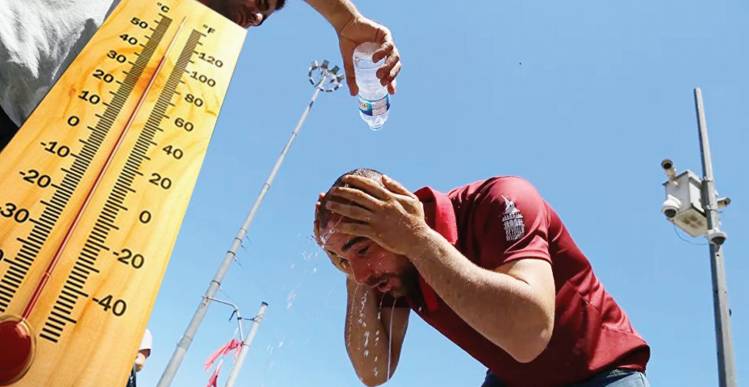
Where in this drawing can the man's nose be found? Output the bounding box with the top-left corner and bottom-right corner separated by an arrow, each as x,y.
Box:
351,262 -> 374,285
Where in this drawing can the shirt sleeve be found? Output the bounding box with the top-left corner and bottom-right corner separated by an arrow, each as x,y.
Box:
139,328 -> 152,351
473,177 -> 551,269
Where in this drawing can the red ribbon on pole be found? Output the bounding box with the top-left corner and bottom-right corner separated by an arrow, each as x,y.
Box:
204,338 -> 242,386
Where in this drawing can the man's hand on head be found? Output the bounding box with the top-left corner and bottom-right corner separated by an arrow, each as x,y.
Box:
324,175 -> 426,256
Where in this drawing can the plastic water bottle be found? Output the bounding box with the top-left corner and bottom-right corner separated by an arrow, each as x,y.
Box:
353,42 -> 389,130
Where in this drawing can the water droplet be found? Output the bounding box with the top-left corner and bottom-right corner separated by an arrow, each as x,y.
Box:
301,251 -> 314,261
286,290 -> 297,310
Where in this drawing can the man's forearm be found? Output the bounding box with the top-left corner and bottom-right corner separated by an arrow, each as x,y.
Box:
305,0 -> 361,32
406,228 -> 553,363
345,279 -> 404,386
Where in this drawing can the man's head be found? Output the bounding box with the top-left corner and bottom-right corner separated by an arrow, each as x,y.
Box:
199,0 -> 285,28
316,169 -> 418,298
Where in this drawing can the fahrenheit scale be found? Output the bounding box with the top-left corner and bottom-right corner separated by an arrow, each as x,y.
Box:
0,0 -> 245,385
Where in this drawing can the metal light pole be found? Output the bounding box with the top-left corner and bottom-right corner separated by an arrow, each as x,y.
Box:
156,61 -> 343,387
694,88 -> 736,387
660,88 -> 736,387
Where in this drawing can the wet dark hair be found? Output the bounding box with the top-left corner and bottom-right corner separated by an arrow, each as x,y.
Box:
316,168 -> 384,232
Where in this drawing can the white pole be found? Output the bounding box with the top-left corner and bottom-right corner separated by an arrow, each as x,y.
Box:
225,302 -> 268,387
694,88 -> 736,387
156,62 -> 340,387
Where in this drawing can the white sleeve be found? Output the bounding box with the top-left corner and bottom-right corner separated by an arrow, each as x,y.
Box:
139,328 -> 152,351
0,0 -> 118,126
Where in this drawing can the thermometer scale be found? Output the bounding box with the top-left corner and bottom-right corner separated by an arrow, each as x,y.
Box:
0,0 -> 245,385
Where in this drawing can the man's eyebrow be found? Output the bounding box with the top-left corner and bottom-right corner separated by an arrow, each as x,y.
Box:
342,237 -> 367,252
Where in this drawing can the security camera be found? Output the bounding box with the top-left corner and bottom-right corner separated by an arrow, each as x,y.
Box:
661,195 -> 681,219
661,159 -> 676,179
707,228 -> 727,246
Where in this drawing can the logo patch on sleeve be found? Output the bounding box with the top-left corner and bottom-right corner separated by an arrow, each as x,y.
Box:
501,196 -> 525,241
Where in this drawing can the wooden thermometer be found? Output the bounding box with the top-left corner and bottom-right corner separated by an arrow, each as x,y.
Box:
0,0 -> 245,385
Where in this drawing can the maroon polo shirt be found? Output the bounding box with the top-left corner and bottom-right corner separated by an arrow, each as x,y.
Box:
401,176 -> 649,386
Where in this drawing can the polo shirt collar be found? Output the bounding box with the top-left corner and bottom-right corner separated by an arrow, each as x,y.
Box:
415,187 -> 458,244
412,187 -> 458,312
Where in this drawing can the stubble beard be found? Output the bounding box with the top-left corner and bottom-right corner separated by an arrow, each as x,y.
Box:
388,265 -> 419,299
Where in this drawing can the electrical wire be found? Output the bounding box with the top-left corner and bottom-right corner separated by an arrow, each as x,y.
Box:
672,224 -> 708,246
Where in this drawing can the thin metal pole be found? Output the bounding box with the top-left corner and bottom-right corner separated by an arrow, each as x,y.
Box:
157,76 -> 327,387
694,88 -> 736,387
225,302 -> 268,387
204,297 -> 247,341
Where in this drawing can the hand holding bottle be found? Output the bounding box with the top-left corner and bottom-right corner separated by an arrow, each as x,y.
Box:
337,15 -> 401,96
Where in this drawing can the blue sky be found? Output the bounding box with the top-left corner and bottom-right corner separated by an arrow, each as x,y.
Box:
139,0 -> 748,386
